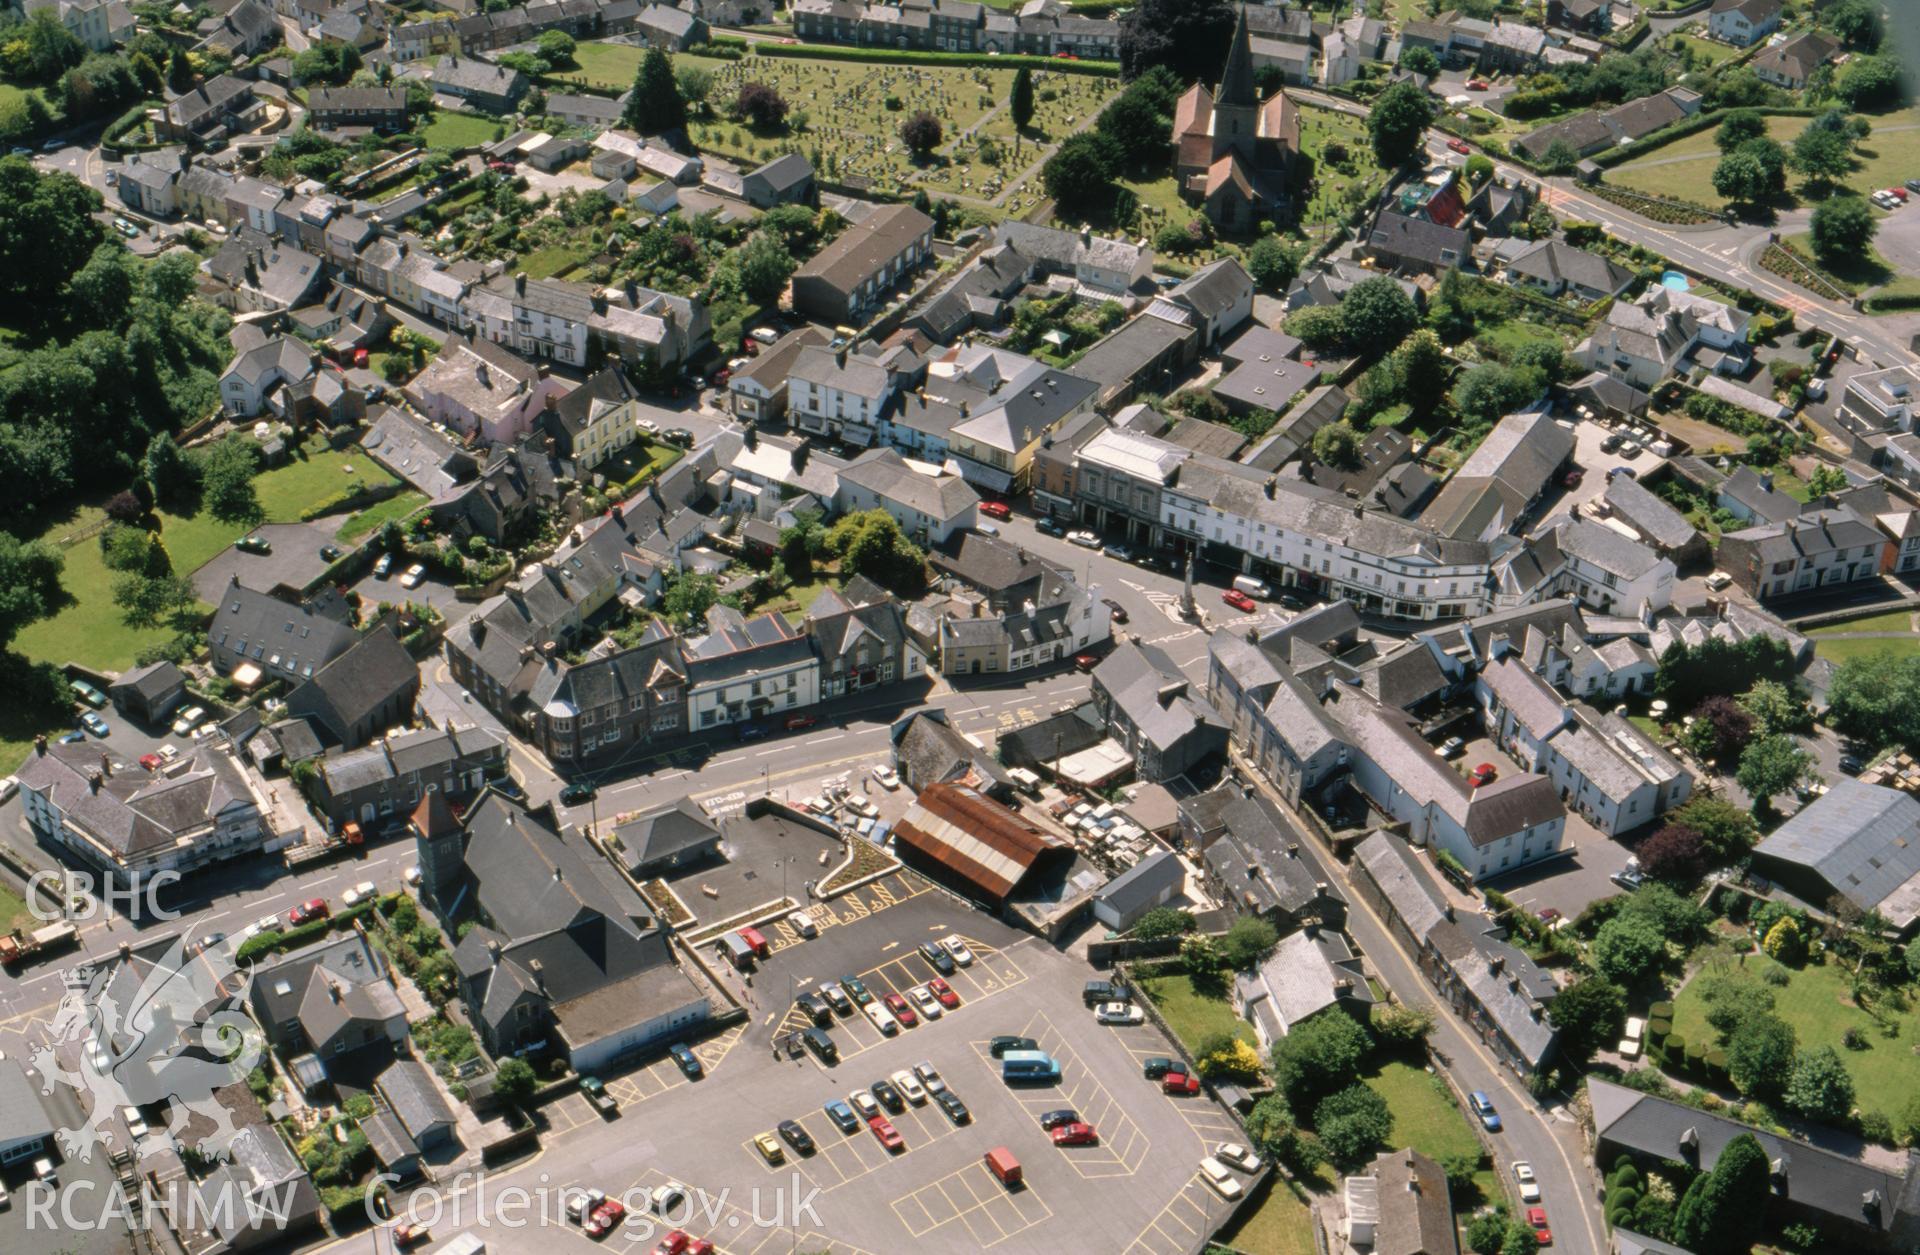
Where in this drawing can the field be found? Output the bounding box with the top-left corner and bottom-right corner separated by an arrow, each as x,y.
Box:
1364,1059 -> 1496,1204
1610,106 -> 1920,211
12,437 -> 404,674
1816,636 -> 1920,664
682,52 -> 1115,214
1675,957 -> 1920,1117
1135,971 -> 1257,1055
420,110 -> 503,151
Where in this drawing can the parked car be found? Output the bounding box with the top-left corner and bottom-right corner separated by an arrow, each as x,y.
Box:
941,934 -> 974,966
667,1042 -> 702,1079
889,1069 -> 928,1105
1095,1002 -> 1143,1026
849,1090 -> 880,1120
926,976 -> 960,1009
750,326 -> 779,344
979,500 -> 1011,520
1468,762 -> 1498,787
374,554 -> 393,578
1074,652 -> 1101,671
1141,1056 -> 1175,1079
752,1132 -> 785,1165
1512,1161 -> 1540,1203
559,782 -> 598,805
1216,1143 -> 1260,1172
1036,517 -> 1066,537
737,723 -> 768,742
1103,598 -> 1128,624
989,1035 -> 1037,1057
1599,433 -> 1624,454
400,564 -> 426,589
823,1099 -> 859,1133
1162,1072 -> 1201,1095
882,992 -> 918,1028
1066,530 -> 1102,548
819,982 -> 853,1015
71,680 -> 106,708
1198,1156 -> 1242,1200
777,1119 -> 814,1155
1052,1122 -> 1098,1146
1562,469 -> 1584,489
1222,588 -> 1257,612
1466,78 -> 1489,90
1839,754 -> 1864,775
663,428 -> 695,446
914,1061 -> 946,1094
1106,543 -> 1135,562
935,1089 -> 970,1124
1469,1091 -> 1501,1132
341,881 -> 378,907
172,706 -> 208,735
842,975 -> 873,1004
1038,1109 -> 1078,1130
1448,138 -> 1471,154
1439,736 -> 1466,759
868,1115 -> 904,1152
319,544 -> 343,562
917,940 -> 955,975
871,764 -> 900,790
234,535 -> 270,554
80,711 -> 110,737
287,899 -> 329,927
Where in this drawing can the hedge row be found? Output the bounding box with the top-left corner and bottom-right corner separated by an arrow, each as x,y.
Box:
234,897 -> 390,964
299,480 -> 404,523
1592,105 -> 1824,169
751,42 -> 1121,77
1864,292 -> 1920,314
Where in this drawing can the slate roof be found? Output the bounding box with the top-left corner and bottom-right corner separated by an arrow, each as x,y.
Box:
287,626 -> 419,745
1095,847 -> 1183,917
15,740 -> 257,862
378,1059 -> 455,1142
1755,779 -> 1920,928
1505,240 -> 1631,295
1365,1148 -> 1457,1255
1602,474 -> 1699,551
1239,926 -> 1368,1039
361,406 -> 471,501
795,202 -> 933,293
1203,792 -> 1346,919
607,797 -> 722,874
1093,640 -> 1226,756
209,582 -> 358,680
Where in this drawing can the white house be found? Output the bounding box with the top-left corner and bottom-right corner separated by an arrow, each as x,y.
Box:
833,448 -> 980,545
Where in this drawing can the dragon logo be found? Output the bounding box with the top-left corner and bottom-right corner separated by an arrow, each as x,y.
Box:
34,934 -> 263,1164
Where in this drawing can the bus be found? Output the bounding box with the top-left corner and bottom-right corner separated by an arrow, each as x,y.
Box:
1000,1050 -> 1061,1084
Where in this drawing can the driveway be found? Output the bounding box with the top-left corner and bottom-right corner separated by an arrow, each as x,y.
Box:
190,520 -> 345,600
1482,812 -> 1633,921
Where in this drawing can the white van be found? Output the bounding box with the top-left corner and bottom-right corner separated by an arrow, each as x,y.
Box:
863,1000 -> 899,1036
1232,576 -> 1271,600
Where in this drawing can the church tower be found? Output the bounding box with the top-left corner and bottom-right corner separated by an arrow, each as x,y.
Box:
1211,5 -> 1259,160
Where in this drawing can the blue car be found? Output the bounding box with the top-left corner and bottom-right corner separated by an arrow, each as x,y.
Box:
80,712 -> 110,737
668,1042 -> 702,1079
1469,1091 -> 1501,1132
823,1099 -> 859,1134
60,730 -> 86,744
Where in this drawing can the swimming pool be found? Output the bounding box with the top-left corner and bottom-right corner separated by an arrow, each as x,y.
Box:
1661,271 -> 1690,292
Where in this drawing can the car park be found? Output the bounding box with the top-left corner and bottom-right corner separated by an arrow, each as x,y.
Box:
989,1035 -> 1037,1057
1512,1161 -> 1540,1203
843,975 -> 873,1004
566,1189 -> 607,1223
824,1099 -> 859,1133
1470,1091 -> 1501,1132
862,1000 -> 899,1035
941,934 -> 974,965
789,910 -> 818,938
235,535 -> 270,554
1141,1056 -> 1175,1079
1216,1143 -> 1259,1172
650,1183 -> 688,1215
849,1089 -> 881,1120
668,1043 -> 703,1078
913,1061 -> 946,1094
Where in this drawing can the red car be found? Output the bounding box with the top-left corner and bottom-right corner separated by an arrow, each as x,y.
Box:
1222,589 -> 1257,612
1051,1122 -> 1098,1146
652,1231 -> 690,1255
741,338 -> 760,355
1527,1207 -> 1552,1246
927,976 -> 960,1009
709,368 -> 730,386
1562,469 -> 1584,489
1448,138 -> 1471,154
979,500 -> 1011,521
288,899 -> 329,927
687,1242 -> 715,1255
883,992 -> 918,1027
1074,652 -> 1100,671
868,1115 -> 905,1151
139,753 -> 162,771
1467,78 -> 1490,90
392,1222 -> 429,1249
584,1200 -> 625,1239
1468,763 -> 1498,788
1162,1072 -> 1201,1096
785,714 -> 818,731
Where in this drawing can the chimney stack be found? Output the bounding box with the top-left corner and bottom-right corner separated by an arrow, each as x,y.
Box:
89,772 -> 102,794
487,939 -> 503,965
100,752 -> 112,779
515,272 -> 527,296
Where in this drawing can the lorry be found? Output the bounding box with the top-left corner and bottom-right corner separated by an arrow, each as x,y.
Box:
0,921 -> 80,967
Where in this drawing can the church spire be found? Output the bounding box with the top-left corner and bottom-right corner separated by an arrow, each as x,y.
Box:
1216,4 -> 1257,108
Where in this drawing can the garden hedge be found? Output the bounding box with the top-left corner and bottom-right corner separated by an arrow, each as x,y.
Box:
235,896 -> 391,964
1592,106 -> 1822,169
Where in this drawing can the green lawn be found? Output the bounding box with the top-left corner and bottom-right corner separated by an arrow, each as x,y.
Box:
556,41 -> 648,93
1675,958 -> 1920,1120
1807,609 -> 1917,636
1365,1059 -> 1495,1204
1611,106 -> 1920,211
337,491 -> 429,543
420,110 -> 502,151
1478,318 -> 1568,357
1216,1176 -> 1319,1255
0,880 -> 29,935
1671,34 -> 1742,68
13,438 -> 403,674
1136,972 -> 1256,1056
1817,636 -> 1920,664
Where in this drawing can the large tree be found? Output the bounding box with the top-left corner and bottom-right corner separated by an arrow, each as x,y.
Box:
1592,913 -> 1664,985
1823,0 -> 1883,49
0,157 -> 105,318
1726,1012 -> 1796,1098
1790,124 -> 1855,187
1340,276 -> 1420,358
1117,0 -> 1234,84
1313,1083 -> 1392,1166
1546,977 -> 1625,1066
1826,652 -> 1920,751
1809,195 -> 1877,266
0,532 -> 65,650
1784,1045 -> 1856,1122
1672,1133 -> 1770,1255
1837,55 -> 1904,110
1009,66 -> 1035,131
1246,236 -> 1298,291
1272,1009 -> 1371,1109
1736,734 -> 1813,810
1042,133 -> 1120,218
900,111 -> 942,159
1368,79 -> 1434,168
622,46 -> 686,135
1714,108 -> 1767,152
734,230 -> 795,304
